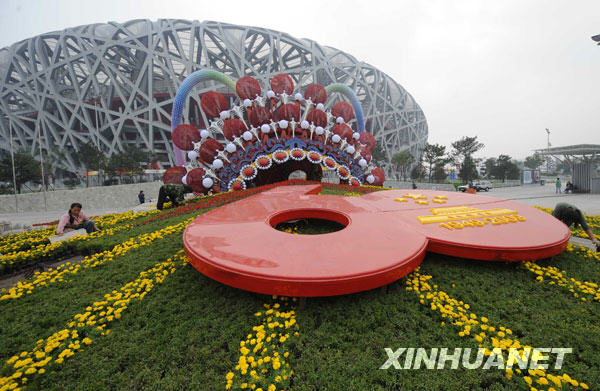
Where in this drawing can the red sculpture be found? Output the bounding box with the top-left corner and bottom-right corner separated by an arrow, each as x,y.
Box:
183,184 -> 570,297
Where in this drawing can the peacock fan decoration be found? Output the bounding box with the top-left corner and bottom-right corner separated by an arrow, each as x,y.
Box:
164,70 -> 385,193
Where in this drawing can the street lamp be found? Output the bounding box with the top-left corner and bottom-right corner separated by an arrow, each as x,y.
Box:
545,128 -> 551,174
36,120 -> 48,211
8,119 -> 18,211
93,90 -> 102,186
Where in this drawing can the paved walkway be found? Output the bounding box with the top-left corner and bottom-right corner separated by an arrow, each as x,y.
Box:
488,183 -> 600,215
0,182 -> 598,232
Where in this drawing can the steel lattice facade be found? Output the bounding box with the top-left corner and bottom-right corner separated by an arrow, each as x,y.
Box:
0,19 -> 428,176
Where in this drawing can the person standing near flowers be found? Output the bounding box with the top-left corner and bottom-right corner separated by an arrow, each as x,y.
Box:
156,184 -> 193,210
552,202 -> 599,251
56,202 -> 100,236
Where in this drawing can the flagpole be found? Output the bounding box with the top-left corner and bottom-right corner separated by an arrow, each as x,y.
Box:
9,119 -> 18,212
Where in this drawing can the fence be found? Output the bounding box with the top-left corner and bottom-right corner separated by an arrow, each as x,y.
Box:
0,181 -> 163,213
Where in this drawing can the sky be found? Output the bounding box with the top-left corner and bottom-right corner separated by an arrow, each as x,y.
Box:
1,0 -> 599,160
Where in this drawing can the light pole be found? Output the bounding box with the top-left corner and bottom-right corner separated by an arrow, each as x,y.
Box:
37,120 -> 48,211
8,119 -> 18,211
545,128 -> 551,174
94,92 -> 101,186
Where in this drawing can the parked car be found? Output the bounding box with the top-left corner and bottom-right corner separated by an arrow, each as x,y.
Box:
458,181 -> 493,192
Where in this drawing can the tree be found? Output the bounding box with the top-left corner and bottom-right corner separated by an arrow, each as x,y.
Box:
431,163 -> 447,182
451,136 -> 484,183
105,146 -> 146,184
0,150 -> 42,193
451,136 -> 485,160
422,143 -> 447,183
371,144 -> 386,166
410,163 -> 426,181
73,141 -> 105,187
391,151 -> 414,181
556,159 -> 572,175
489,154 -> 520,182
483,158 -> 496,179
524,153 -> 545,170
458,155 -> 479,183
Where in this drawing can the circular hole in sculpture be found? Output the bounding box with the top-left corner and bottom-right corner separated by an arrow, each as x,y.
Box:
270,209 -> 349,235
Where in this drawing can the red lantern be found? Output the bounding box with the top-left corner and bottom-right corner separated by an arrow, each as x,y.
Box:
277,103 -> 300,122
162,166 -> 187,184
222,118 -> 247,141
332,102 -> 354,122
200,91 -> 229,118
359,132 -> 376,151
304,84 -> 327,103
186,168 -> 206,192
332,124 -> 353,141
371,167 -> 385,186
172,124 -> 201,151
248,106 -> 273,127
270,74 -> 294,95
359,146 -> 372,163
236,76 -> 261,100
306,109 -> 327,127
198,138 -> 224,164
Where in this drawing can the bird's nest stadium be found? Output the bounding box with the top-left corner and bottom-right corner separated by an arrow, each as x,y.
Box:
0,19 -> 427,178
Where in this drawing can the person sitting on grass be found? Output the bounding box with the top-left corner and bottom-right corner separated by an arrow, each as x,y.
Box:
56,202 -> 100,236
552,202 -> 599,251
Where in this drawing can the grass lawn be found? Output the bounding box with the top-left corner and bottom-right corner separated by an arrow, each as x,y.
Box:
1,182 -> 598,390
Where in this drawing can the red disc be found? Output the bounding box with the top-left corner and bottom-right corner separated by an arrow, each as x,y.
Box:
371,167 -> 385,186
304,84 -> 327,103
248,106 -> 273,127
184,185 -> 427,296
258,157 -> 270,167
162,166 -> 187,184
332,101 -> 354,122
232,181 -> 243,191
275,152 -> 287,160
270,74 -> 294,94
198,138 -> 224,164
306,109 -> 328,127
236,76 -> 261,100
172,124 -> 201,151
186,168 -> 206,192
333,124 -> 353,141
183,184 -> 570,297
277,103 -> 301,122
222,118 -> 247,141
359,132 -> 376,151
200,91 -> 229,118
359,146 -> 372,163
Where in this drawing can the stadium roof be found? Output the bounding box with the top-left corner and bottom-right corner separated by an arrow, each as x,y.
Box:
0,19 -> 428,176
535,144 -> 600,158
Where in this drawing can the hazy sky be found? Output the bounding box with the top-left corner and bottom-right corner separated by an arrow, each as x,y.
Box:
1,0 -> 599,160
